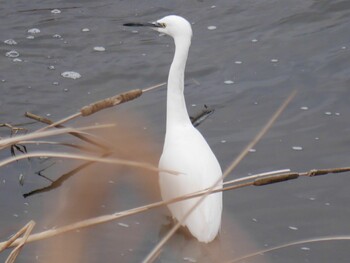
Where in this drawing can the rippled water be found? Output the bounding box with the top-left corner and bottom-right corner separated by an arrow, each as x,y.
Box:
1,0 -> 350,262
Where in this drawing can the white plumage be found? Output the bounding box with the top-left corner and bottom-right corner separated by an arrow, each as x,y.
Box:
156,15 -> 222,243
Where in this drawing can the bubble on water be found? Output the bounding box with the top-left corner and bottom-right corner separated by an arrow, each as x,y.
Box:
118,222 -> 129,228
28,28 -> 41,34
235,60 -> 242,64
252,218 -> 258,222
288,226 -> 298,231
207,26 -> 217,30
19,173 -> 24,185
6,50 -> 19,58
82,28 -> 90,32
13,58 -> 22,62
13,214 -> 19,218
249,148 -> 256,152
191,104 -> 197,107
211,5 -> 216,8
221,140 -> 226,144
341,46 -> 347,50
132,30 -> 139,34
27,35 -> 35,39
224,80 -> 234,84
184,257 -> 197,263
301,247 -> 310,251
335,112 -> 340,116
48,65 -> 55,70
300,106 -> 309,110
51,9 -> 61,14
324,111 -> 332,116
93,46 -> 106,52
53,81 -> 59,85
251,38 -> 258,43
270,58 -> 279,63
4,39 -> 17,45
53,34 -> 62,39
292,146 -> 303,151
325,202 -> 330,206
63,88 -> 69,92
61,71 -> 81,79
309,197 -> 316,201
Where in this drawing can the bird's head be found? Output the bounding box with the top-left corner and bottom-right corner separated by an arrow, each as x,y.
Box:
124,15 -> 192,40
154,15 -> 192,39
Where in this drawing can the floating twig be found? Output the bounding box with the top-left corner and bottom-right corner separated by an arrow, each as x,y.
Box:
190,105 -> 214,127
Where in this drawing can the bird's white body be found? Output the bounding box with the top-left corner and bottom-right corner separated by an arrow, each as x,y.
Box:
157,16 -> 223,243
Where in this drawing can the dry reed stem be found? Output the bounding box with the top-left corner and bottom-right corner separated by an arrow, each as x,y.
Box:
228,235 -> 350,262
2,221 -> 35,263
20,140 -> 99,152
0,124 -> 114,150
25,112 -> 109,151
0,123 -> 27,134
34,82 -> 166,133
0,166 -> 349,251
143,90 -> 298,262
0,151 -> 177,175
0,177 -> 258,249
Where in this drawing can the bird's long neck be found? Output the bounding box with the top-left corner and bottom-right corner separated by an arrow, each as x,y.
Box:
166,37 -> 192,131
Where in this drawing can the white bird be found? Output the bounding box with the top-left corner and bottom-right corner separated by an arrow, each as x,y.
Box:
124,15 -> 222,243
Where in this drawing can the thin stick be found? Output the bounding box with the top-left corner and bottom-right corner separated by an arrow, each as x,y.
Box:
229,236 -> 350,263
25,112 -> 109,151
0,151 -> 177,175
142,82 -> 166,92
20,140 -> 97,152
0,124 -> 114,150
143,90 -> 297,263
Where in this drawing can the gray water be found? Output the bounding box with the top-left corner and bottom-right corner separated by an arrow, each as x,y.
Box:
1,0 -> 350,262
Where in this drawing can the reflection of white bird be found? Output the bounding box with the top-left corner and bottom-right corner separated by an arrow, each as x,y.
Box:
125,15 -> 222,243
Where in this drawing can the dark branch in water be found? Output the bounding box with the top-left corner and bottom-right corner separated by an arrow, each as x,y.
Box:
190,105 -> 215,127
23,152 -> 111,198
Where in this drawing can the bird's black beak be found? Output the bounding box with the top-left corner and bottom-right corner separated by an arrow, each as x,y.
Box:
123,22 -> 165,28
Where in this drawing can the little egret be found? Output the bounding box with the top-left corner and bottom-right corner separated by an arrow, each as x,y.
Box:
124,15 -> 222,243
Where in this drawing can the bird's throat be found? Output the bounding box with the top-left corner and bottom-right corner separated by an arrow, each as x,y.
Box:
166,38 -> 192,131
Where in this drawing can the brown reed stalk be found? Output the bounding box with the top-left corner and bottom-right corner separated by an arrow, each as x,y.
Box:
2,166 -> 348,252
25,112 -> 110,151
34,82 -> 166,133
0,221 -> 35,263
228,235 -> 350,263
0,151 -> 177,175
0,124 -> 114,150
